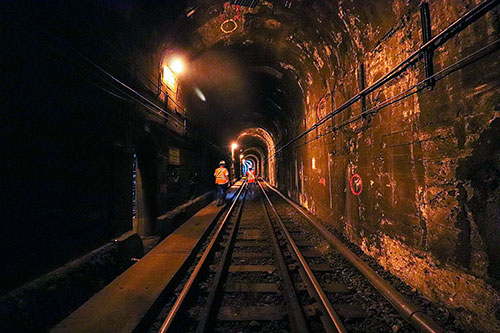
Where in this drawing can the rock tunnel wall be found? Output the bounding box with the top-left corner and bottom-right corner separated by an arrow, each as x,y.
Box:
273,1 -> 500,330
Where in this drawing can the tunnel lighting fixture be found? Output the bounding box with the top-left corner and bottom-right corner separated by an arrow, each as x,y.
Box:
312,157 -> 316,170
240,154 -> 244,159
231,142 -> 238,161
169,58 -> 184,74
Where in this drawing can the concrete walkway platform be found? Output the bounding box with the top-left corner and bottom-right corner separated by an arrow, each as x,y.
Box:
52,181 -> 243,333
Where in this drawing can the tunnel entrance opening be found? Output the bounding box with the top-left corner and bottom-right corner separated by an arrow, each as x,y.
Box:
241,158 -> 254,176
235,127 -> 276,184
243,154 -> 259,176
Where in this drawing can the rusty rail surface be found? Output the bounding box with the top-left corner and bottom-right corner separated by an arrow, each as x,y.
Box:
258,181 -> 348,333
158,182 -> 247,333
258,189 -> 310,332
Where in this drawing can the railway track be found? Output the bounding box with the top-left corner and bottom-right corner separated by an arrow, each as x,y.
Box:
147,180 -> 444,333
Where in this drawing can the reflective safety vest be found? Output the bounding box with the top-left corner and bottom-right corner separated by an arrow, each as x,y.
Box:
214,167 -> 229,184
246,170 -> 256,183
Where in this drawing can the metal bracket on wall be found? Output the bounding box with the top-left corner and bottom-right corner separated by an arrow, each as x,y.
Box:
420,2 -> 435,89
330,89 -> 336,131
359,63 -> 367,119
270,0 -> 499,160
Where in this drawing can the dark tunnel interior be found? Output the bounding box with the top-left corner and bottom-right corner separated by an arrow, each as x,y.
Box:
1,0 -> 500,331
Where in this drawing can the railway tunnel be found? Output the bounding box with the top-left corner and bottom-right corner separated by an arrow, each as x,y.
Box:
2,0 -> 500,331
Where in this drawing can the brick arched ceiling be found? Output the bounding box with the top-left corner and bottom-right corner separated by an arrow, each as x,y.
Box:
155,0 -> 399,148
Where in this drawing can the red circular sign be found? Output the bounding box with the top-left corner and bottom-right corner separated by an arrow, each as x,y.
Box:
350,174 -> 363,195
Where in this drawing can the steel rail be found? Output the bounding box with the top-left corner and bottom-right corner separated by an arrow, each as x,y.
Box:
271,0 -> 499,159
263,180 -> 444,333
259,187 -> 310,333
158,182 -> 247,333
258,182 -> 348,333
195,187 -> 248,332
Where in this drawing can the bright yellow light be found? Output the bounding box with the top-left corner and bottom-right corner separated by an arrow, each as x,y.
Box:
240,154 -> 244,159
170,58 -> 184,74
312,157 -> 316,169
232,142 -> 238,150
162,65 -> 177,91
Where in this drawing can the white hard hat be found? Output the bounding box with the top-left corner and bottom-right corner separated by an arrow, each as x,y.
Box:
219,160 -> 226,165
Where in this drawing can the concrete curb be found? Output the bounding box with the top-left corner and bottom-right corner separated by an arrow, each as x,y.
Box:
0,231 -> 142,331
156,190 -> 216,238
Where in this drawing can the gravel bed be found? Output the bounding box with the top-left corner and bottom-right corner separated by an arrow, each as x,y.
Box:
322,223 -> 467,332
266,190 -> 418,332
215,320 -> 290,332
222,292 -> 283,306
152,184 -> 464,333
267,188 -> 468,332
232,257 -> 275,265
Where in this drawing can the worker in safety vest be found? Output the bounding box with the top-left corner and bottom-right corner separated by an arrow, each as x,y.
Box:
214,160 -> 230,206
246,166 -> 256,197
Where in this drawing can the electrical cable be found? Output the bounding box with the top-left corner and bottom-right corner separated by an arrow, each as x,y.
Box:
271,0 -> 500,160
270,37 -> 500,160
75,13 -> 187,110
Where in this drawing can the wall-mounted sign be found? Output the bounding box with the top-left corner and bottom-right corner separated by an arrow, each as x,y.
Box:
169,147 -> 180,165
219,3 -> 240,33
350,174 -> 363,196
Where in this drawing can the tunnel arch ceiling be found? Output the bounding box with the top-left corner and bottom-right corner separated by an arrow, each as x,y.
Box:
160,0 -> 399,155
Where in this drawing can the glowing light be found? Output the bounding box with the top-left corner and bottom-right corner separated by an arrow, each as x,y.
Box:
194,87 -> 206,101
312,157 -> 316,169
162,65 -> 177,91
240,154 -> 244,159
170,58 -> 184,74
231,142 -> 238,160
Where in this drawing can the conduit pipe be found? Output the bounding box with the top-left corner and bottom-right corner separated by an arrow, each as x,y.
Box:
272,0 -> 500,159
264,181 -> 445,333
